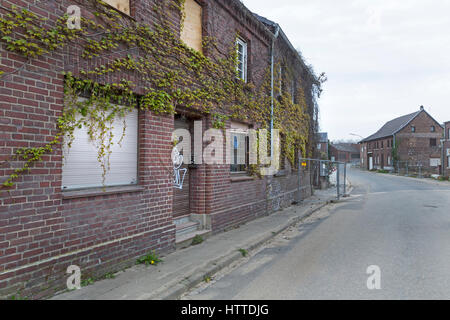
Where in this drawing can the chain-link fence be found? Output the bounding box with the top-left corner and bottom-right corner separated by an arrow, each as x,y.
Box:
298,158 -> 348,201
395,161 -> 433,178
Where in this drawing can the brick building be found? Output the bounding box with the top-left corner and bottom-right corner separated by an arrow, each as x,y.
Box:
0,0 -> 319,298
360,106 -> 443,173
330,143 -> 360,164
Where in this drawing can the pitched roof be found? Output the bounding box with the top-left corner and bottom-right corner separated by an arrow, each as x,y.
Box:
252,13 -> 317,81
361,111 -> 422,142
331,143 -> 359,153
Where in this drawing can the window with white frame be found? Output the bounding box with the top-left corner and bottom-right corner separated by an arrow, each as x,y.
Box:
236,38 -> 247,82
230,122 -> 249,173
62,102 -> 138,190
447,149 -> 450,168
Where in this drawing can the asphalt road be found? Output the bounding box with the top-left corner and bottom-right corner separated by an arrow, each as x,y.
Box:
183,168 -> 450,300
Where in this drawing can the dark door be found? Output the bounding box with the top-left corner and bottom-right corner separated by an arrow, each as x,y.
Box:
173,117 -> 192,219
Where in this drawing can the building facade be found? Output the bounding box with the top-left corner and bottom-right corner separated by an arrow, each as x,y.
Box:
330,143 -> 360,164
360,107 -> 444,173
0,0 -> 319,298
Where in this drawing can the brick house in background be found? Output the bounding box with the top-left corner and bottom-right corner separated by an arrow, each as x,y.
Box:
0,0 -> 319,298
330,143 -> 360,164
360,106 -> 443,173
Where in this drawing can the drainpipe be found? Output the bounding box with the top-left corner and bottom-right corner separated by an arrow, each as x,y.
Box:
270,24 -> 280,158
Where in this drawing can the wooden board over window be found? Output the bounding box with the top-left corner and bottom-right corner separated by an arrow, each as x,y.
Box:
103,0 -> 130,15
181,0 -> 203,53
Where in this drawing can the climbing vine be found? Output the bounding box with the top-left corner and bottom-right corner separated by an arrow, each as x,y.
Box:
0,0 -> 319,187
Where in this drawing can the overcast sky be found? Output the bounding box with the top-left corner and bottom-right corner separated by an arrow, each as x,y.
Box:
243,0 -> 450,141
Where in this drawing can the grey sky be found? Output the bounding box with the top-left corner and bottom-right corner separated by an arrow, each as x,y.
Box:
243,0 -> 450,141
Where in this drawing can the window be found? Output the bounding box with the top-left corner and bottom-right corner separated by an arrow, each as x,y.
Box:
431,126 -> 436,132
317,143 -> 322,150
62,102 -> 138,190
430,138 -> 437,147
230,122 -> 249,173
180,0 -> 203,53
236,38 -> 248,82
103,0 -> 130,15
381,141 -> 384,149
411,126 -> 416,133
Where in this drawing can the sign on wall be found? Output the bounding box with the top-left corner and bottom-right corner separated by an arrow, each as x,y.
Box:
430,158 -> 441,167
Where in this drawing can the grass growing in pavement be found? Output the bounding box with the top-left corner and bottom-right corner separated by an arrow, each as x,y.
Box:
191,235 -> 204,246
136,251 -> 163,266
238,248 -> 248,257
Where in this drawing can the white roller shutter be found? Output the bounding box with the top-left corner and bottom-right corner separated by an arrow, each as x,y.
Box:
62,107 -> 138,190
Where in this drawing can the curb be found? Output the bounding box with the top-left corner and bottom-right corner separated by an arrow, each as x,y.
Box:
153,200 -> 333,300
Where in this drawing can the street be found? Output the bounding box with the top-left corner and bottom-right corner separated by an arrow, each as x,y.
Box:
183,168 -> 450,300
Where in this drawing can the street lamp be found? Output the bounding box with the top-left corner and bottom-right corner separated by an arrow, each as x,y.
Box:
349,133 -> 364,140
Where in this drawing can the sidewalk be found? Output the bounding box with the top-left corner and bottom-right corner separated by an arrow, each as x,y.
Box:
52,187 -> 341,300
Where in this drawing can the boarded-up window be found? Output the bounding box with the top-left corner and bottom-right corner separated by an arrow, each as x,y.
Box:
181,0 -> 203,53
103,0 -> 130,15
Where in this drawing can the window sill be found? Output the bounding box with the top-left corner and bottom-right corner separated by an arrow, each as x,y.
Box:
101,2 -> 135,20
62,185 -> 145,200
230,174 -> 254,183
274,170 -> 287,177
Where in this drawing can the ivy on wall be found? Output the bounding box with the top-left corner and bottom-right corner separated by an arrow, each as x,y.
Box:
0,0 -> 319,187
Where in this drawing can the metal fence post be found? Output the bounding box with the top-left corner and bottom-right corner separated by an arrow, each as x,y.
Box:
406,162 -> 409,176
297,152 -> 301,203
337,163 -> 340,200
343,162 -> 347,196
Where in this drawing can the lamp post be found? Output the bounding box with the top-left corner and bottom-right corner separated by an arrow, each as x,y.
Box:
350,133 -> 366,170
349,133 -> 364,140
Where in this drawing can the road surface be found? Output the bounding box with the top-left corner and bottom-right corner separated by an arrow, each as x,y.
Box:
183,168 -> 450,300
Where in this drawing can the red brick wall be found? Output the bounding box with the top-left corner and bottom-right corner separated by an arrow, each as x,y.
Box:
365,137 -> 394,170
396,111 -> 443,172
0,0 -> 316,298
0,0 -> 179,299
